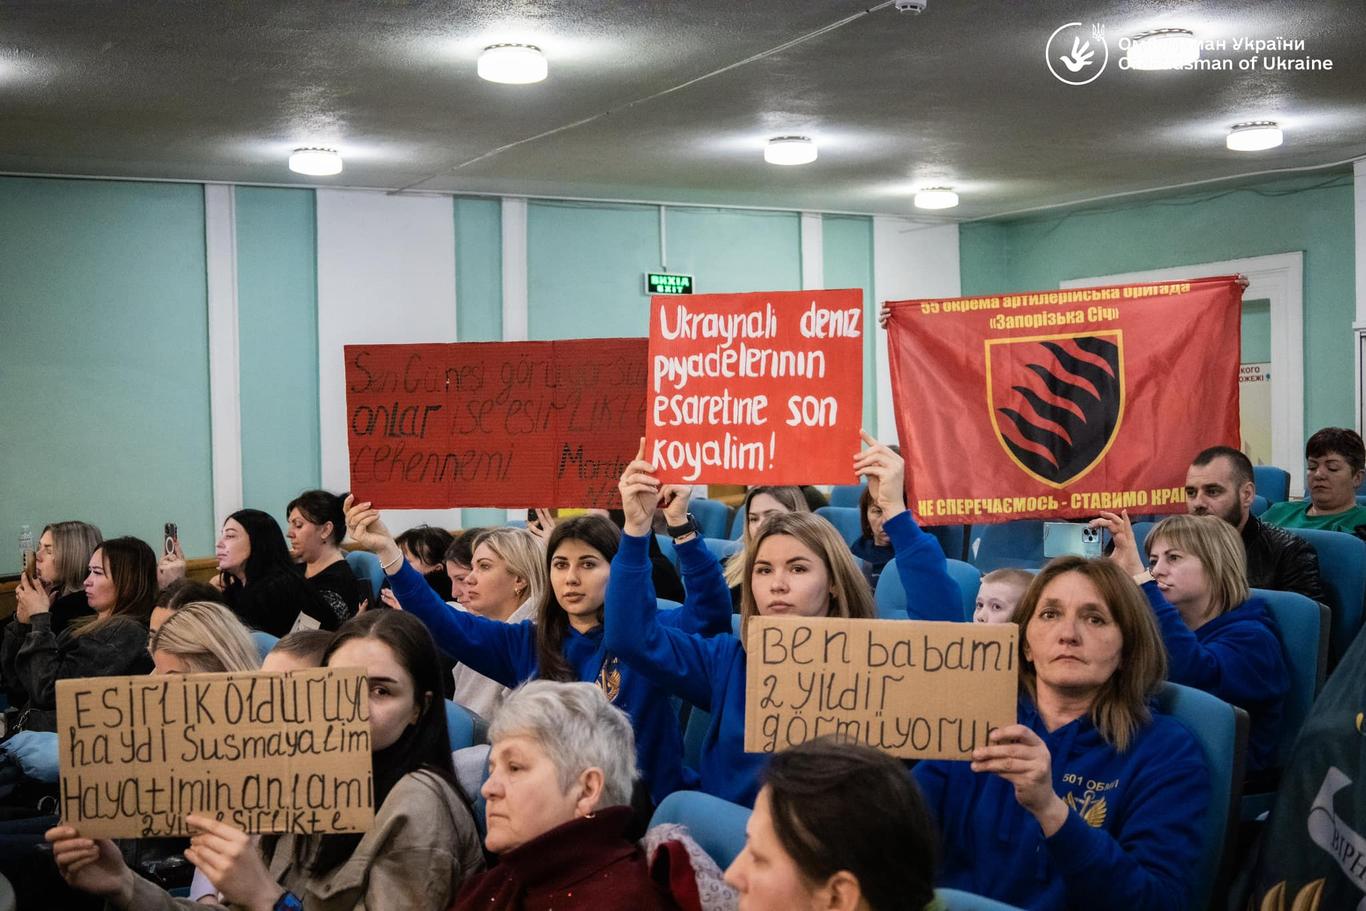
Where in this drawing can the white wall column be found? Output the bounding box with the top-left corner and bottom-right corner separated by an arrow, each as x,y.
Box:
872,218 -> 962,442
501,197 -> 529,342
800,212 -> 824,290
204,183 -> 243,524
1354,160 -> 1366,432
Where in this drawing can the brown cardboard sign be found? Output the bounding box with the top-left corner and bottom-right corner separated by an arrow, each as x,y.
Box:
744,617 -> 1018,760
57,668 -> 374,838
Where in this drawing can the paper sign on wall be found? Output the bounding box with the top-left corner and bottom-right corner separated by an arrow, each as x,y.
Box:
645,290 -> 864,485
744,617 -> 1018,760
345,338 -> 648,508
58,668 -> 374,838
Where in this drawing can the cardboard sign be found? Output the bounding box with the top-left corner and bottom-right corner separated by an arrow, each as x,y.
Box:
646,290 -> 863,485
744,617 -> 1018,760
885,277 -> 1243,524
345,339 -> 648,508
58,668 -> 374,838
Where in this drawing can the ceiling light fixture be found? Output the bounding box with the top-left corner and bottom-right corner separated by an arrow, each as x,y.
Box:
914,187 -> 959,209
477,44 -> 548,84
764,136 -> 817,166
1226,121 -> 1283,151
288,148 -> 343,176
1126,28 -> 1200,70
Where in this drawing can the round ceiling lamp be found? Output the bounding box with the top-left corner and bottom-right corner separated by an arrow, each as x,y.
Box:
1226,121 -> 1283,151
478,44 -> 548,84
764,136 -> 818,166
914,187 -> 959,209
288,148 -> 343,176
1126,28 -> 1200,70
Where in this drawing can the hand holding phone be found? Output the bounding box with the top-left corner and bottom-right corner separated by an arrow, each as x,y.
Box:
1042,522 -> 1103,559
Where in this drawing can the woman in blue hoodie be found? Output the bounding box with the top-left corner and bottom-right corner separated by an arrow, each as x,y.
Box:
1096,510 -> 1289,777
342,495 -> 730,805
914,556 -> 1211,910
605,431 -> 961,806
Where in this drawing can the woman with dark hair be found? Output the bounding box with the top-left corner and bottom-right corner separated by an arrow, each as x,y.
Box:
850,484 -> 894,588
443,530 -> 482,605
345,498 -> 730,804
606,433 -> 960,806
913,557 -> 1211,909
396,524 -> 456,601
216,508 -> 336,637
287,489 -> 364,622
725,738 -> 937,911
9,536 -> 156,731
48,609 -> 485,911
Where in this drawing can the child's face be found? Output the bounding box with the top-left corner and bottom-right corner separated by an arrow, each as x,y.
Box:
973,580 -> 1024,624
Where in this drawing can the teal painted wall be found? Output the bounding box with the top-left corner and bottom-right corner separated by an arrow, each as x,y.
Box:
1243,299 -> 1271,363
0,177 -> 213,573
958,172 -> 1356,435
666,207 -> 802,295
822,215 -> 876,431
235,186 -> 319,523
455,198 -> 503,343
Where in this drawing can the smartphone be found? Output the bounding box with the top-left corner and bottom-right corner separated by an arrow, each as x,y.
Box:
1043,522 -> 1103,559
163,522 -> 179,557
22,550 -> 36,579
526,509 -> 537,523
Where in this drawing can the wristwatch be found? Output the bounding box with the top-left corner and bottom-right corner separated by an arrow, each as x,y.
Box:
273,891 -> 304,911
666,513 -> 702,540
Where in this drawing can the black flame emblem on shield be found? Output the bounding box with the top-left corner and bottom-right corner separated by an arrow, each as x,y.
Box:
988,333 -> 1123,487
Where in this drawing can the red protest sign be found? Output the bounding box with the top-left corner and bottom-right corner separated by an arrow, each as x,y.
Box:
345,339 -> 647,509
886,277 -> 1242,524
646,290 -> 864,485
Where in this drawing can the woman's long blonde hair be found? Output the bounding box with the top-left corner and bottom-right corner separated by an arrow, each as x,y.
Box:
724,486 -> 811,588
149,601 -> 261,673
43,521 -> 104,596
738,512 -> 873,647
470,527 -> 548,613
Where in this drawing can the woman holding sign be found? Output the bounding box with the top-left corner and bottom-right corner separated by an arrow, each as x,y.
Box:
912,557 -> 1210,910
342,496 -> 731,805
604,432 -> 960,806
47,609 -> 485,911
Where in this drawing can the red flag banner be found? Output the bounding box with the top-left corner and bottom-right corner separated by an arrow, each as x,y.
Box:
646,289 -> 864,485
345,339 -> 647,509
886,277 -> 1243,524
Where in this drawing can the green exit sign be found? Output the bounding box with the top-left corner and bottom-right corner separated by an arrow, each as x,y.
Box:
646,272 -> 695,295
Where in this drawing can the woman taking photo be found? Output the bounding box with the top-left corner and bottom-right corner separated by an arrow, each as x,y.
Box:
47,609 -> 485,911
345,495 -> 730,805
286,489 -> 364,623
216,508 -> 336,637
9,536 -> 156,731
452,680 -> 680,910
914,557 -> 1210,910
605,432 -> 959,806
725,738 -> 937,911
1096,510 -> 1289,777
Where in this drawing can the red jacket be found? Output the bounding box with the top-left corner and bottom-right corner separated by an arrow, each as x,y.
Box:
450,807 -> 687,911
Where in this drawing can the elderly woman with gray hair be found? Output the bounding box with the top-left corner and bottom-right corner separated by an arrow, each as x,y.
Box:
452,680 -> 713,910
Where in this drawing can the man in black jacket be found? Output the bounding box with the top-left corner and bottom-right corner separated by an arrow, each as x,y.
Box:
1185,446 -> 1326,603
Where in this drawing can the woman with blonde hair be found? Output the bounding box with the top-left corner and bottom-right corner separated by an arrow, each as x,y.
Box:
1095,510 -> 1289,776
9,536 -> 156,731
914,556 -> 1211,909
722,485 -> 809,594
148,601 -> 260,675
605,433 -> 960,806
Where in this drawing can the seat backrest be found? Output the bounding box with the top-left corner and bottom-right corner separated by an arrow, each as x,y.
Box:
1253,465 -> 1291,504
345,550 -> 386,602
1153,682 -> 1248,911
926,523 -> 968,562
970,521 -> 1045,572
936,888 -> 1027,911
1289,528 -> 1366,664
683,707 -> 711,770
649,790 -> 750,869
814,506 -> 862,545
729,506 -> 747,539
1250,588 -> 1329,768
703,537 -> 742,563
1250,494 -> 1269,517
828,482 -> 866,509
874,557 -> 978,620
655,534 -> 679,569
1131,521 -> 1156,557
250,630 -> 279,661
689,497 -> 732,540
445,700 -> 488,751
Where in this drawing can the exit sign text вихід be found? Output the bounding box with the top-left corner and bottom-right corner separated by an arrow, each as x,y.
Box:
646,272 -> 694,295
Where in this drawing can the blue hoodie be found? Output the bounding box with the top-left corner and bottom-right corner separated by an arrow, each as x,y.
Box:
914,700 -> 1210,911
605,510 -> 962,806
387,542 -> 731,804
1140,580 -> 1288,773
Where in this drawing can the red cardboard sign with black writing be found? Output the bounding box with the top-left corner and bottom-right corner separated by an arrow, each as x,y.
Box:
884,277 -> 1242,525
345,339 -> 647,509
646,289 -> 864,484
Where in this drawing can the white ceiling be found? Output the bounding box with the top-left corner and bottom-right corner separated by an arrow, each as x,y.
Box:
1,0 -> 1363,219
